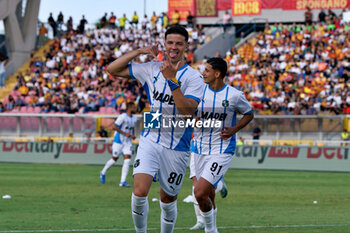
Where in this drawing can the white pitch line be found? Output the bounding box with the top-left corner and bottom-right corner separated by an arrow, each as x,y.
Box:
1,224 -> 349,233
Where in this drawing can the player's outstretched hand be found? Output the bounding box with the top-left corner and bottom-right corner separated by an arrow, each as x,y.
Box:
160,52 -> 181,80
220,127 -> 236,140
138,43 -> 159,58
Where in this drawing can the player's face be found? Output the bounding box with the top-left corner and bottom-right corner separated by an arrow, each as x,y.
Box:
164,34 -> 188,64
202,63 -> 218,84
129,105 -> 136,114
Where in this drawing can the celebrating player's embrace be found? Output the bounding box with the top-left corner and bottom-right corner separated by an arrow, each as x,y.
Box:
107,25 -> 253,233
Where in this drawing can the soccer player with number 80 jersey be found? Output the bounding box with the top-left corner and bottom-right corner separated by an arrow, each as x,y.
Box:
107,25 -> 204,233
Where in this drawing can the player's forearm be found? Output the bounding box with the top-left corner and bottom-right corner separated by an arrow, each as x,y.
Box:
113,125 -> 127,136
231,114 -> 254,136
107,49 -> 141,77
171,88 -> 197,116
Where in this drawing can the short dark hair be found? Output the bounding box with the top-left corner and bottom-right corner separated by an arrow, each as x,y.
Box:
126,102 -> 135,109
165,25 -> 189,42
207,57 -> 227,79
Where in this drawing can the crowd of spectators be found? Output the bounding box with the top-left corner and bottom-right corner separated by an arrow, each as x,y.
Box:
1,9 -> 350,116
0,11 -> 207,114
219,10 -> 350,115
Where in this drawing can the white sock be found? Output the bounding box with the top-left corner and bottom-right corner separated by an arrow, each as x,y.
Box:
101,158 -> 116,175
215,180 -> 223,194
192,186 -> 204,224
201,209 -> 215,233
120,158 -> 130,183
131,193 -> 148,233
160,200 -> 177,233
213,208 -> 218,232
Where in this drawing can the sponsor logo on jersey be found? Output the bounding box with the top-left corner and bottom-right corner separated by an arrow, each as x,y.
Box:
152,90 -> 175,105
201,111 -> 227,121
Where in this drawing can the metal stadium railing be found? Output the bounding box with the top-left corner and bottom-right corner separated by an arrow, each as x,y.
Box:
0,113 -> 348,142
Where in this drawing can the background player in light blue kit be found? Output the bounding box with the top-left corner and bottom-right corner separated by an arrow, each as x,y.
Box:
100,102 -> 137,187
192,57 -> 254,233
107,26 -> 204,233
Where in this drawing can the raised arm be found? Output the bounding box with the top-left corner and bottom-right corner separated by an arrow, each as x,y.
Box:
106,44 -> 158,78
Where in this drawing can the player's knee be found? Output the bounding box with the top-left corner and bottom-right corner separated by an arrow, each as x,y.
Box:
112,156 -> 118,161
133,186 -> 148,197
160,191 -> 177,203
194,186 -> 208,204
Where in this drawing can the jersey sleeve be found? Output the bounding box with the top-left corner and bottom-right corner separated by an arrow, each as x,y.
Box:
114,114 -> 125,127
234,91 -> 253,115
183,72 -> 204,104
128,62 -> 156,85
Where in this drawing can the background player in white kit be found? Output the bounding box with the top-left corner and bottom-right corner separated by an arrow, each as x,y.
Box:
100,102 -> 137,187
107,26 -> 204,233
192,57 -> 254,233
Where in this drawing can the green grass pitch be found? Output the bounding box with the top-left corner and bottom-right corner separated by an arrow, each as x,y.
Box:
1,163 -> 350,233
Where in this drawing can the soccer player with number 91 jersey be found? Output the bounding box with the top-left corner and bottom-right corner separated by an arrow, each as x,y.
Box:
192,57 -> 254,233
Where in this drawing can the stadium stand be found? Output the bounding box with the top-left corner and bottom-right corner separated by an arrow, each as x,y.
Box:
0,14 -> 207,115
223,18 -> 350,115
0,10 -> 349,117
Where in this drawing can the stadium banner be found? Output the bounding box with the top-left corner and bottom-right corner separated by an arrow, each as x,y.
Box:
168,0 -> 195,20
232,0 -> 261,16
0,141 -> 137,165
218,0 -> 231,10
282,0 -> 350,10
195,0 -> 218,17
261,0 -> 282,9
232,145 -> 349,172
0,142 -> 349,172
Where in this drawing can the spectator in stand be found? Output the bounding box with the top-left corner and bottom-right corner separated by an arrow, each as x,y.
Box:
119,13 -> 128,31
150,11 -> 158,29
48,13 -> 57,37
0,53 -> 7,88
252,122 -> 262,143
160,12 -> 168,28
100,13 -> 108,28
131,11 -> 139,28
341,128 -> 349,146
171,9 -> 180,25
6,95 -> 15,111
109,12 -> 117,29
318,8 -> 326,23
66,16 -> 73,32
222,10 -> 232,33
83,123 -> 94,142
141,14 -> 148,30
57,11 -> 64,30
187,11 -> 195,28
304,6 -> 313,25
38,24 -> 48,47
0,101 -> 4,112
78,15 -> 88,34
98,126 -> 109,138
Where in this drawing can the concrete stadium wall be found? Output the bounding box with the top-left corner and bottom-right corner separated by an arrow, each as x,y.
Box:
0,141 -> 349,172
0,0 -> 40,77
